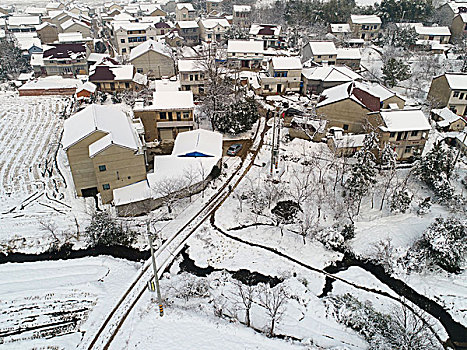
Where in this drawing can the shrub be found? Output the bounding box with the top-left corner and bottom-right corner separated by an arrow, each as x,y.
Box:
85,211 -> 136,247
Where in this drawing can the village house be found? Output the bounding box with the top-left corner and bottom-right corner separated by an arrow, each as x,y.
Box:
178,59 -> 205,95
129,40 -> 175,79
35,22 -> 59,44
414,25 -> 451,44
18,76 -> 82,96
58,32 -> 94,52
61,18 -> 92,37
329,23 -> 352,42
327,130 -> 366,157
134,90 -> 195,142
368,109 -> 431,161
259,56 -> 302,95
113,22 -> 158,56
349,14 -> 381,41
436,1 -> 467,26
316,81 -> 405,134
42,43 -> 89,76
450,13 -> 467,40
175,21 -> 200,46
206,0 -> 223,14
176,3 -> 196,21
62,104 -> 147,204
155,21 -> 172,36
227,39 -> 264,70
46,2 -> 65,12
301,65 -> 363,95
198,18 -> 230,43
301,41 -> 337,65
233,5 -> 251,28
89,64 -> 146,92
249,24 -> 286,49
431,107 -> 467,132
7,16 -> 41,33
336,48 -> 361,70
76,81 -> 97,100
428,73 -> 467,116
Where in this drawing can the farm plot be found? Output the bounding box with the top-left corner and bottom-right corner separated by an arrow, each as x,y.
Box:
0,92 -> 89,252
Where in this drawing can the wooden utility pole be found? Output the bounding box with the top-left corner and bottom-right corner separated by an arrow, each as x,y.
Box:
147,222 -> 164,317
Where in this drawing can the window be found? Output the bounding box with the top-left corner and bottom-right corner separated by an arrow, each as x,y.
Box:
264,84 -> 270,90
317,55 -> 321,58
176,112 -> 181,120
160,111 -> 167,119
428,35 -> 434,40
460,93 -> 465,99
404,146 -> 412,154
411,130 -> 418,137
232,53 -> 236,56
190,74 -> 194,81
183,111 -> 190,119
454,91 -> 460,97
120,38 -> 125,43
389,132 -> 395,138
274,71 -> 288,78
98,165 -> 106,172
125,82 -> 130,89
103,183 -> 110,190
137,68 -> 143,73
343,124 -> 349,131
122,48 -> 126,53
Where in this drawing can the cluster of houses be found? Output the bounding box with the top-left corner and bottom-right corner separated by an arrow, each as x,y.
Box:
1,0 -> 466,212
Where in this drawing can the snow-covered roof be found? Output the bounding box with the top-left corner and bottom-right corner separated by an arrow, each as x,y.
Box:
336,48 -> 361,60
26,6 -> 48,15
331,133 -> 366,149
129,39 -> 171,61
153,90 -> 194,110
330,23 -> 351,33
199,18 -> 230,29
16,37 -> 42,51
58,32 -> 84,42
350,15 -> 381,24
458,13 -> 467,22
61,18 -> 90,31
113,180 -> 151,206
356,80 -> 397,101
113,21 -> 154,31
89,64 -> 135,81
444,73 -> 467,90
302,65 -> 362,82
62,104 -> 142,154
112,65 -> 134,80
88,52 -> 110,63
36,22 -> 56,30
8,16 -> 41,26
432,107 -> 464,125
176,20 -> 198,29
415,26 -> 451,36
178,59 -> 203,72
249,24 -> 281,36
227,39 -> 263,54
271,56 -> 302,70
133,72 -> 148,85
172,129 -> 222,158
76,81 -> 97,93
379,109 -> 431,132
19,76 -> 81,91
113,12 -> 135,21
307,41 -> 337,56
155,78 -> 181,91
233,5 -> 251,12
176,3 -> 195,11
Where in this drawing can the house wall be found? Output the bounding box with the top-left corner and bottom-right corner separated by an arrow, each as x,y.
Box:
37,25 -> 59,43
66,131 -> 107,197
93,80 -> 136,92
428,75 -> 451,107
176,26 -> 200,46
261,68 -> 302,95
131,50 -> 175,78
233,11 -> 251,28
180,70 -> 205,95
176,8 -> 195,21
19,87 -> 77,96
63,23 -> 91,37
350,22 -> 380,40
43,59 -> 88,75
312,53 -> 337,65
450,15 -> 467,39
336,58 -> 360,70
382,95 -> 405,109
115,27 -> 158,55
92,145 -> 147,204
317,98 -> 370,134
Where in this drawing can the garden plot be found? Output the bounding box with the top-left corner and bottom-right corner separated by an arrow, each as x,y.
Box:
0,257 -> 140,349
0,92 -> 93,252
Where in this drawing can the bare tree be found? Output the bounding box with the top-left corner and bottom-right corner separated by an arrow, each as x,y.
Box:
152,177 -> 185,214
231,279 -> 256,327
257,283 -> 288,337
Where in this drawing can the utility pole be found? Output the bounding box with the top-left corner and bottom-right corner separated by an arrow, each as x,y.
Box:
453,131 -> 467,166
275,110 -> 282,170
147,222 -> 164,317
270,111 -> 276,175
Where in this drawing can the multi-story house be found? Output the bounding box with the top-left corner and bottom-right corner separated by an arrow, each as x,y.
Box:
42,43 -> 89,75
129,39 -> 175,78
134,90 -> 195,142
259,56 -> 302,95
62,104 -> 147,204
35,22 -> 59,44
316,81 -> 405,134
428,73 -> 467,116
176,3 -> 196,21
329,23 -> 352,41
227,39 -> 264,70
206,0 -> 223,14
61,19 -> 92,37
198,18 -> 230,43
114,22 -> 158,56
175,21 -> 200,46
368,109 -> 431,161
178,59 -> 205,95
349,15 -> 381,41
233,5 -> 251,28
301,65 -> 363,95
301,41 -> 337,65
336,48 -> 361,70
249,24 -> 286,49
450,13 -> 467,40
7,16 -> 41,33
89,64 -> 146,92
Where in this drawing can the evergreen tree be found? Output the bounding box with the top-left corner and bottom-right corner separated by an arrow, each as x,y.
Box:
418,217 -> 467,273
216,98 -> 259,134
377,0 -> 433,24
382,58 -> 411,87
85,211 -> 136,247
389,188 -> 412,213
387,26 -> 418,49
0,37 -> 31,81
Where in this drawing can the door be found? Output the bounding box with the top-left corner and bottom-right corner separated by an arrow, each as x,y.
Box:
159,128 -> 174,140
277,84 -> 282,93
81,187 -> 98,197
